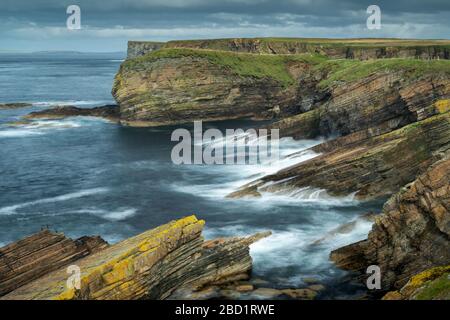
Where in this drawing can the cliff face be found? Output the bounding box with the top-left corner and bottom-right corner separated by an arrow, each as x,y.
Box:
131,38 -> 450,60
112,49 -> 320,126
114,41 -> 450,128
330,155 -> 450,291
1,216 -> 269,300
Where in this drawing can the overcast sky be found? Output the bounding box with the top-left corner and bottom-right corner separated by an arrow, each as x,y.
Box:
1,0 -> 449,52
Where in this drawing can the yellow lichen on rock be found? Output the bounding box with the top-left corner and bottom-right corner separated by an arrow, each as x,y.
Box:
434,99 -> 450,114
1,215 -> 205,300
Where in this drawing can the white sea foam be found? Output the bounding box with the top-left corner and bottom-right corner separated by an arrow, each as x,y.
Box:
0,117 -> 110,138
0,129 -> 44,138
0,187 -> 109,215
73,207 -> 137,221
204,214 -> 373,286
171,137 -> 323,200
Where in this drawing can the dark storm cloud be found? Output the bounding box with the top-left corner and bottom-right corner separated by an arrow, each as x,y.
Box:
0,0 -> 449,52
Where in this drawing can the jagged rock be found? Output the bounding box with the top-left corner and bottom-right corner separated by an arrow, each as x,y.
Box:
383,265 -> 450,300
229,112 -> 450,200
0,230 -> 108,297
1,216 -> 270,300
330,155 -> 450,291
24,105 -> 120,121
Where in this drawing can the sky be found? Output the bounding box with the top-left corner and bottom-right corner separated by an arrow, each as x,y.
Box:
1,0 -> 449,52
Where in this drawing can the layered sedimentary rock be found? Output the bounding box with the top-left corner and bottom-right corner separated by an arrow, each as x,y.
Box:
1,216 -> 269,300
112,49 -> 321,126
273,60 -> 450,139
24,105 -> 120,121
131,38 -> 450,60
330,155 -> 450,291
115,39 -> 450,129
0,230 -> 108,297
229,112 -> 450,200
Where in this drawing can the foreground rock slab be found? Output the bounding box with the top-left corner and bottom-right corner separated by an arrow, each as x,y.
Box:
1,216 -> 270,300
0,230 -> 108,296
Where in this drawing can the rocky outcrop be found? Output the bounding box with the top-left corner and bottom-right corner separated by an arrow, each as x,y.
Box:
383,265 -> 450,300
0,230 -> 108,297
330,155 -> 450,291
112,49 -> 314,126
132,38 -> 450,60
115,40 -> 450,128
1,216 -> 270,300
0,103 -> 32,109
24,105 -> 120,122
229,112 -> 450,200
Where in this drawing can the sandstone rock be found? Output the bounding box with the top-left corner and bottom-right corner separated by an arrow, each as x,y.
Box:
24,105 -> 119,122
330,155 -> 450,291
112,49 -> 311,126
1,216 -> 270,300
0,230 -> 108,297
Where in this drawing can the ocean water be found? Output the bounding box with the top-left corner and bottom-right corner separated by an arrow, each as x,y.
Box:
0,52 -> 383,299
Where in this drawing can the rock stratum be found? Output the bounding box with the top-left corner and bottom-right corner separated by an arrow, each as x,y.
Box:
113,38 -> 450,127
330,155 -> 450,294
0,216 -> 270,300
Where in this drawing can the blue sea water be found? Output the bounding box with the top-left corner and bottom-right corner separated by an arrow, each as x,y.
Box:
0,52 -> 383,298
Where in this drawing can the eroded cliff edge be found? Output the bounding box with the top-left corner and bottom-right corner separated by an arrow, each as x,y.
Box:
113,38 -> 450,127
330,155 -> 450,295
0,216 -> 270,300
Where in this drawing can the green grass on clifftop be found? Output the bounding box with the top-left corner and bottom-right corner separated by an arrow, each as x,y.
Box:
123,48 -> 328,87
317,58 -> 450,88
